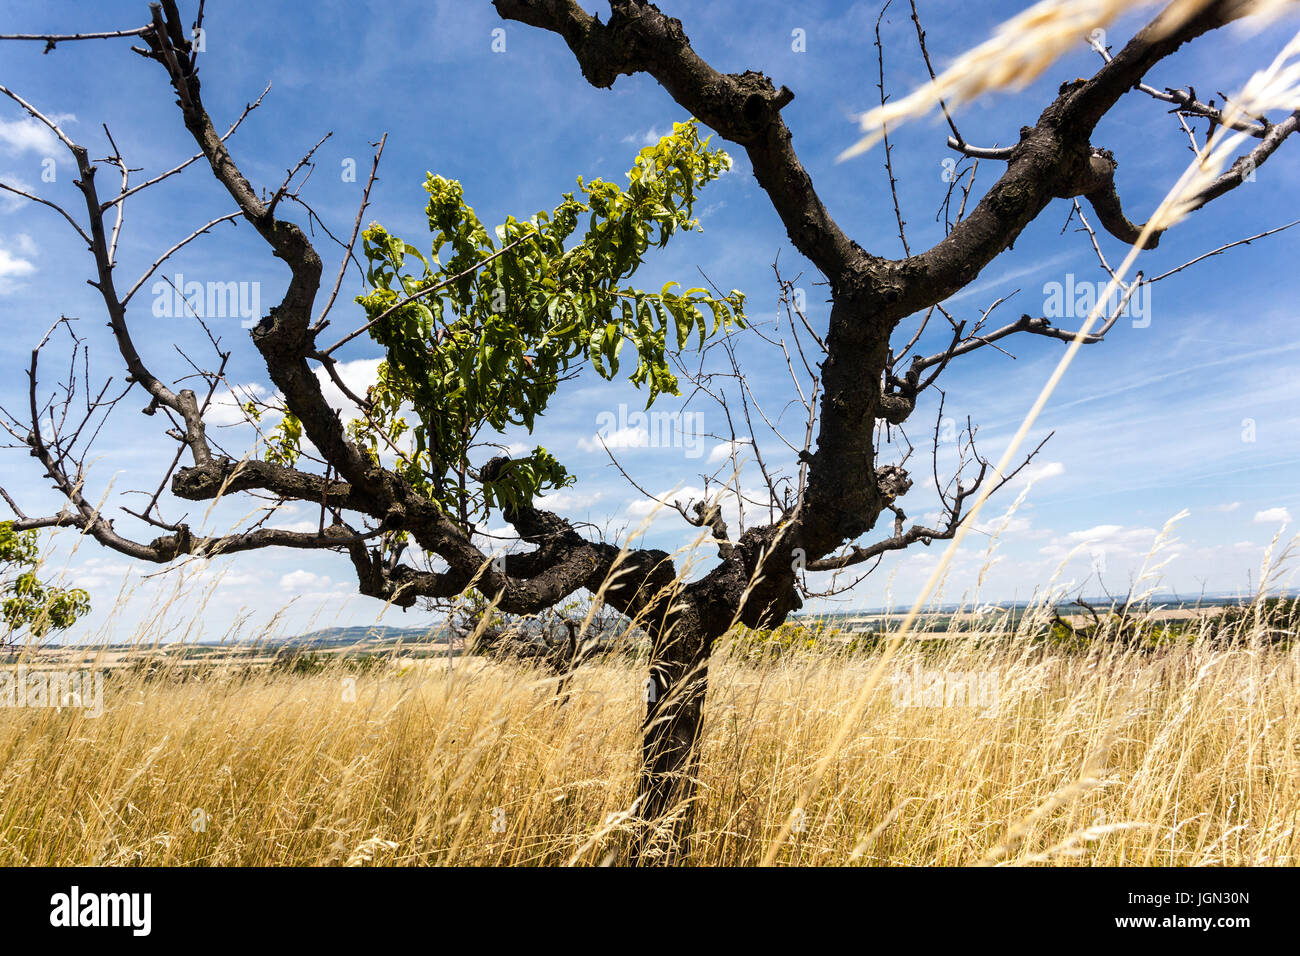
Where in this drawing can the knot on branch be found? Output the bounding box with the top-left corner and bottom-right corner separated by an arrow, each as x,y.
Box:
733,70 -> 794,136
879,392 -> 915,425
148,523 -> 194,561
578,0 -> 690,88
881,358 -> 922,425
696,523 -> 802,631
691,499 -> 731,555
172,459 -> 229,499
1056,146 -> 1162,249
249,304 -> 301,348
599,545 -> 677,613
479,455 -> 509,484
383,504 -> 408,532
481,455 -> 568,543
348,543 -> 414,608
1056,146 -> 1117,198
875,464 -> 912,503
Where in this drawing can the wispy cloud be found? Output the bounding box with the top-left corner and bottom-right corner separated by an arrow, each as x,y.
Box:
621,126 -> 666,147
0,235 -> 36,294
0,112 -> 74,156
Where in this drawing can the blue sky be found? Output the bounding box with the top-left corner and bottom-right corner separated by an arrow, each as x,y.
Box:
2,0 -> 1299,641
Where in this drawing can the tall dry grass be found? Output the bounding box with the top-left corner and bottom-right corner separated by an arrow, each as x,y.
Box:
2,601 -> 1297,866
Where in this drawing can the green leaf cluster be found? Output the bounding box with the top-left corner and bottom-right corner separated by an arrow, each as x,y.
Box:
1,521 -> 90,638
345,119 -> 744,521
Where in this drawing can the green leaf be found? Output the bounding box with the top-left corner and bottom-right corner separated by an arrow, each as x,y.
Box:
350,119 -> 744,522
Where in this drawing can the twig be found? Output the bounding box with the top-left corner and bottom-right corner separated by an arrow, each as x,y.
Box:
315,233 -> 532,358
315,132 -> 388,330
121,212 -> 242,304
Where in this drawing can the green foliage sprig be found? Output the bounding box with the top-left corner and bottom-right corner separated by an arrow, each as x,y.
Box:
1,521 -> 90,639
331,119 -> 744,521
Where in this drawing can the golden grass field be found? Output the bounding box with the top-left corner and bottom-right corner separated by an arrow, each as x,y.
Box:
2,605 -> 1297,866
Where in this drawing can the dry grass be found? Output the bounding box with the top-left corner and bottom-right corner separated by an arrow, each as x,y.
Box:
2,606 -> 1297,866
840,0 -> 1297,159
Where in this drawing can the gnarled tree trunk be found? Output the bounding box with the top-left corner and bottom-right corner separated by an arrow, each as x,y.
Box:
635,625 -> 713,863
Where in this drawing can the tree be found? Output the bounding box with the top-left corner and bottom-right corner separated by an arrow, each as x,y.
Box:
1,0 -> 1296,863
0,521 -> 90,642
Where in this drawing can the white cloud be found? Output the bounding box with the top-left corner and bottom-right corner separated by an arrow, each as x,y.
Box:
1064,524 -> 1125,542
973,509 -> 1033,536
212,570 -> 261,589
624,484 -> 772,538
203,382 -> 270,427
535,488 -> 603,512
0,247 -> 35,278
269,518 -> 325,534
0,113 -> 73,156
578,424 -> 648,452
314,357 -> 381,415
67,557 -> 136,591
1253,506 -> 1291,524
0,242 -> 36,294
1025,460 -> 1065,482
1000,459 -> 1065,492
621,126 -> 665,147
205,359 -> 387,436
707,439 -> 750,465
311,358 -> 421,463
281,569 -> 331,591
1039,523 -> 1160,560
472,527 -> 519,551
1213,501 -> 1241,512
626,485 -> 705,520
0,174 -> 32,213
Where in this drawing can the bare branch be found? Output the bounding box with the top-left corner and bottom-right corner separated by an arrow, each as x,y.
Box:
912,275 -> 1143,373
1146,217 -> 1300,283
0,26 -> 151,46
267,130 -> 332,218
876,2 -> 909,256
945,135 -> 1013,160
909,0 -> 964,148
101,82 -> 271,211
0,180 -> 92,246
315,132 -> 388,330
492,0 -> 858,281
121,211 -> 242,304
1088,32 -> 1269,139
807,432 -> 1051,572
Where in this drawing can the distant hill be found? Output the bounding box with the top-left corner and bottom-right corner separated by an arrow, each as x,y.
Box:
274,624 -> 451,648
283,593 -> 1300,644
796,590 -> 1300,621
